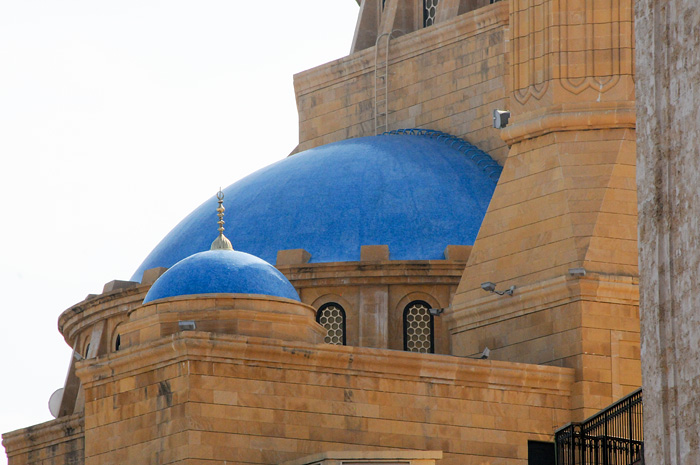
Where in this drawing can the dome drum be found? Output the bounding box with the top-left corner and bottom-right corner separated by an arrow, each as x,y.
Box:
121,294 -> 326,349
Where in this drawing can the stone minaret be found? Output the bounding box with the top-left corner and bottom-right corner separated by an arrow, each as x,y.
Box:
448,0 -> 639,421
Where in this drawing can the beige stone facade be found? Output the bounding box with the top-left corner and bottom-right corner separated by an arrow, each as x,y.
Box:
448,0 -> 638,422
294,3 -> 510,163
76,328 -> 572,464
3,1 -> 642,464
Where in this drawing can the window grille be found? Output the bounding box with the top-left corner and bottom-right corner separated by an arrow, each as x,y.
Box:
423,0 -> 439,27
403,301 -> 434,353
317,303 -> 346,345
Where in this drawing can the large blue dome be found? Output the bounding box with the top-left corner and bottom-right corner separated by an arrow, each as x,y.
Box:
132,130 -> 500,282
143,250 -> 300,303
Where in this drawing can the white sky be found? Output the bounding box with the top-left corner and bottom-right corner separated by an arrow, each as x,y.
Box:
0,2 -> 358,460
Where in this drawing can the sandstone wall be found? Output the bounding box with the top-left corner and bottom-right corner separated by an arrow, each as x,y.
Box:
293,2 -> 510,165
449,274 -> 640,420
2,414 -> 84,465
78,332 -> 574,465
448,0 -> 639,421
280,260 -> 466,354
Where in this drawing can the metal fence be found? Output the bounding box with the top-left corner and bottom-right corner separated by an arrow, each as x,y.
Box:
555,389 -> 643,465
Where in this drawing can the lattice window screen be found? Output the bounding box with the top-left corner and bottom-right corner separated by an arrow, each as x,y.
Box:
317,303 -> 346,345
424,0 -> 439,27
403,301 -> 434,353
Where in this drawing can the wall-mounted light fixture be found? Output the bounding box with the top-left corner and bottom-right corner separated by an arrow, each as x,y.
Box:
481,281 -> 516,296
568,267 -> 586,277
467,347 -> 491,359
493,109 -> 510,129
428,307 -> 445,316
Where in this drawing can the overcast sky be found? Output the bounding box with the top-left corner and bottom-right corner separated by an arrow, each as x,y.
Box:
0,2 -> 358,459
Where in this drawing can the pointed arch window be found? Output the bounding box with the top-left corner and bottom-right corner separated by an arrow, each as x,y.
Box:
317,303 -> 346,345
403,300 -> 434,353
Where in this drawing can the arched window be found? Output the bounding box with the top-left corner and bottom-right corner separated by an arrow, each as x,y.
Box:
316,303 -> 346,345
423,0 -> 438,27
113,324 -> 123,352
403,300 -> 434,353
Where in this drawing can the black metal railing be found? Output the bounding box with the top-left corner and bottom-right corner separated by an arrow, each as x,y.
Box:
555,389 -> 643,465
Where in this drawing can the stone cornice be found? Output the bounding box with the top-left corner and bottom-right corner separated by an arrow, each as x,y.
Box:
77,331 -> 574,395
446,273 -> 639,334
282,450 -> 443,465
1,413 -> 83,455
502,101 -> 636,145
293,2 -> 508,97
126,292 -> 312,317
58,285 -> 148,347
278,260 -> 466,286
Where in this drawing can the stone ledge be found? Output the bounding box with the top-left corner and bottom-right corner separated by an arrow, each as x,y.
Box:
281,450 -> 443,465
501,101 -> 636,145
76,328 -> 575,395
58,285 -> 147,347
1,413 -> 84,456
446,273 -> 639,334
277,260 -> 467,286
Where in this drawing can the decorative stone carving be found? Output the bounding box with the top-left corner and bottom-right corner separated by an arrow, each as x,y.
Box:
512,0 -> 550,104
553,0 -> 629,95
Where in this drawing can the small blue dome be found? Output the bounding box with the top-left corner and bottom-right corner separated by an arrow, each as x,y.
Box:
143,249 -> 300,303
132,130 -> 501,282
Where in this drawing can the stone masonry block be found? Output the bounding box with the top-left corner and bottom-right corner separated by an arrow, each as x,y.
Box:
103,279 -> 139,293
141,267 -> 168,285
361,245 -> 390,261
276,249 -> 312,266
444,245 -> 472,261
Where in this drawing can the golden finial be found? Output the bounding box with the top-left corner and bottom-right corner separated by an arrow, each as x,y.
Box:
210,188 -> 233,251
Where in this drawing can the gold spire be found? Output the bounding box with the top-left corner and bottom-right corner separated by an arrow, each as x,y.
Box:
210,188 -> 234,251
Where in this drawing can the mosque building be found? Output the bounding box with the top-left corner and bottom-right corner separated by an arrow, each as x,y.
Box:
2,1 -> 641,464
